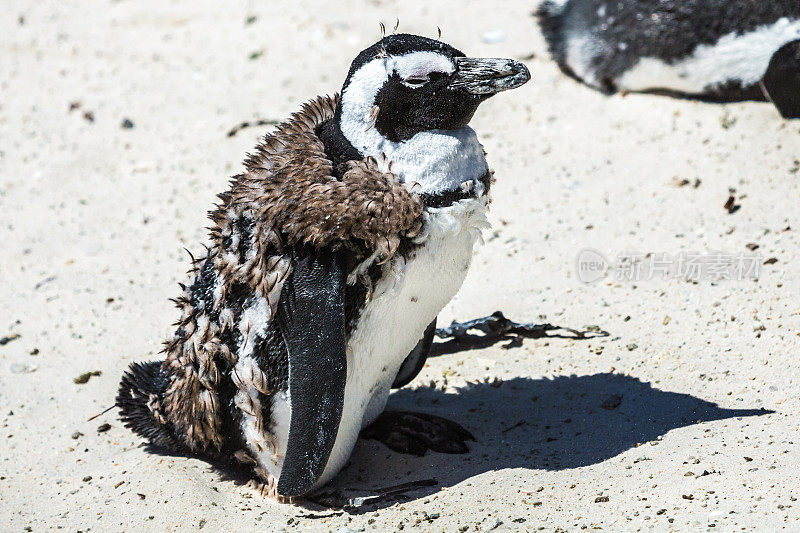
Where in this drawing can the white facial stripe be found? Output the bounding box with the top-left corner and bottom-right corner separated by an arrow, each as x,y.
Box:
392,51 -> 455,79
340,51 -> 456,163
341,51 -> 456,141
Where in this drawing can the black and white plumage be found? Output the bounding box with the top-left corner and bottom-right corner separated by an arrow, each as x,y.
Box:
117,34 -> 530,500
537,0 -> 800,116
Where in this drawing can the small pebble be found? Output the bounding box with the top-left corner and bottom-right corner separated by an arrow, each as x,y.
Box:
0,334 -> 21,346
97,423 -> 111,433
481,30 -> 506,44
601,394 -> 623,410
10,362 -> 37,374
74,371 -> 102,384
486,518 -> 503,530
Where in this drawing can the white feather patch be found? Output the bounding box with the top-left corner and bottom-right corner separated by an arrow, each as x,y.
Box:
232,296 -> 286,476
311,195 -> 490,489
614,18 -> 800,92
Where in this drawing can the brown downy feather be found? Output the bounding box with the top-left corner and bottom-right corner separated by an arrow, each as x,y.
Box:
150,94 -> 423,454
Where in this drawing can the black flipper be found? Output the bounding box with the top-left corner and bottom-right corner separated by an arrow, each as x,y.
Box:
392,319 -> 436,389
761,40 -> 800,119
276,247 -> 347,497
116,361 -> 183,452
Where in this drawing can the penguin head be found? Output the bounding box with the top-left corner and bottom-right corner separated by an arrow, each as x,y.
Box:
338,33 -> 530,144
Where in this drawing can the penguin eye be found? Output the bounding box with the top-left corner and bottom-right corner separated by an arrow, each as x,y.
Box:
402,75 -> 429,88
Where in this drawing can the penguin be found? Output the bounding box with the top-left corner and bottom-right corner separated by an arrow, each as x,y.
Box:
116,33 -> 530,501
762,39 -> 800,118
536,0 -> 800,116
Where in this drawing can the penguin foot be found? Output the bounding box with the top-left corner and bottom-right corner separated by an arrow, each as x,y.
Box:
248,468 -> 295,503
360,411 -> 475,456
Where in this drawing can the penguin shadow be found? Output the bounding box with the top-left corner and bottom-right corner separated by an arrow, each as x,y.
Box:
321,372 -> 771,511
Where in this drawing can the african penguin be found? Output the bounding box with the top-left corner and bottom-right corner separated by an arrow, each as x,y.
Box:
116,33 -> 530,500
537,0 -> 800,117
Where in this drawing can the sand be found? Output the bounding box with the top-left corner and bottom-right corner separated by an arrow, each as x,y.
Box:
2,0 -> 800,531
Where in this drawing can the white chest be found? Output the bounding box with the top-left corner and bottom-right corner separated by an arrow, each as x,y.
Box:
316,196 -> 490,487
378,127 -> 490,195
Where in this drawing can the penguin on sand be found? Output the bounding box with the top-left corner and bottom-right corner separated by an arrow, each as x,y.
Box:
116,33 -> 530,501
536,0 -> 800,118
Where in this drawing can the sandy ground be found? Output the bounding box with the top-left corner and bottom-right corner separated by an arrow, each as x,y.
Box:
2,0 -> 800,531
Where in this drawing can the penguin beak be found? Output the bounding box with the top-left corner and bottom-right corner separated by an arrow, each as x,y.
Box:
451,57 -> 531,95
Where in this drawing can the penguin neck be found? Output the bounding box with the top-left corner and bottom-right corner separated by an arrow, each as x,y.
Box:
337,102 -> 489,197
316,108 -> 363,179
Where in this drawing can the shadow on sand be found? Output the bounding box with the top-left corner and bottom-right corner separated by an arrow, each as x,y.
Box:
138,326 -> 770,513
316,372 -> 770,511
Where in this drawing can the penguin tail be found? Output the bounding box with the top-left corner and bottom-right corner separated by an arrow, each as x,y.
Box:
116,361 -> 183,452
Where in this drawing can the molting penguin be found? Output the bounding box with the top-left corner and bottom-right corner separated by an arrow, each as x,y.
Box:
536,0 -> 800,117
116,33 -> 530,500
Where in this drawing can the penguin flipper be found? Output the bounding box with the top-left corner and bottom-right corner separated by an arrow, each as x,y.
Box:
761,40 -> 800,119
391,319 -> 436,389
276,246 -> 347,497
